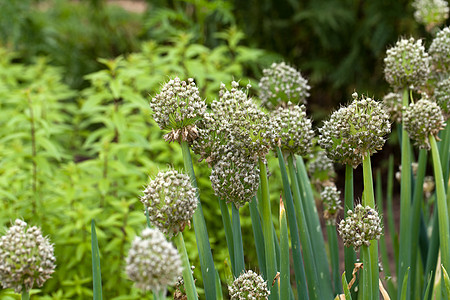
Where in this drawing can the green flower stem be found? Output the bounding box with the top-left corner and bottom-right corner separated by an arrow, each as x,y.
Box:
22,291 -> 29,300
294,155 -> 333,298
180,141 -> 216,300
342,272 -> 353,300
386,155 -> 399,265
276,148 -> 309,300
430,134 -> 450,280
174,232 -> 198,300
361,245 -> 372,300
249,197 -> 266,279
326,223 -> 341,295
400,268 -> 410,300
153,288 -> 166,300
362,155 -> 379,300
280,198 -> 290,300
258,158 -> 279,300
219,198 -> 235,276
424,213 -> 439,300
232,202 -> 245,277
398,88 -> 412,300
344,164 -> 357,295
439,121 -> 450,182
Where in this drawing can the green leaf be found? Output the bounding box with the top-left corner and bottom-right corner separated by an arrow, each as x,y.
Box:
91,220 -> 103,300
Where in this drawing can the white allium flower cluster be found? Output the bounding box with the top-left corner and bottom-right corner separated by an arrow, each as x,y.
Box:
308,150 -> 335,180
258,62 -> 311,110
321,185 -> 342,225
434,76 -> 450,116
228,270 -> 270,300
150,77 -> 206,142
268,103 -> 314,157
384,38 -> 430,91
382,92 -> 404,123
0,219 -> 56,293
318,93 -> 391,168
412,0 -> 449,29
126,228 -> 182,292
403,98 -> 446,150
210,146 -> 260,208
429,27 -> 450,75
141,169 -> 197,237
338,204 -> 383,250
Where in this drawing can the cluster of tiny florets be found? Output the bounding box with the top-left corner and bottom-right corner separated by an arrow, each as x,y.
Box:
434,76 -> 450,116
126,228 -> 182,292
321,185 -> 342,225
308,150 -> 335,181
384,38 -> 430,91
141,169 -> 197,237
228,270 -> 270,300
318,93 -> 391,168
403,98 -> 445,150
412,0 -> 449,30
382,92 -> 404,123
268,103 -> 314,157
210,147 -> 260,208
429,27 -> 450,75
258,62 -> 311,110
0,219 -> 56,293
150,77 -> 206,142
338,204 -> 383,250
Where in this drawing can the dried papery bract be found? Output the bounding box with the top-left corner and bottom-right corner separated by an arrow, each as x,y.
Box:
321,185 -> 342,225
412,0 -> 449,31
140,169 -> 198,237
126,228 -> 182,292
384,37 -> 430,91
258,62 -> 311,110
318,93 -> 391,168
429,27 -> 450,76
403,97 -> 446,150
149,77 -> 206,143
228,270 -> 270,300
0,219 -> 56,293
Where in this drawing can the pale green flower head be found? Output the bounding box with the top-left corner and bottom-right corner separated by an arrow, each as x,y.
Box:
228,270 -> 270,300
429,27 -> 450,75
0,219 -> 56,293
321,185 -> 342,225
434,76 -> 450,116
412,0 -> 449,31
382,92 -> 403,123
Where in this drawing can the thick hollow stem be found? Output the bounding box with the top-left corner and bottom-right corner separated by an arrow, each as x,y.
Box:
174,233 -> 198,300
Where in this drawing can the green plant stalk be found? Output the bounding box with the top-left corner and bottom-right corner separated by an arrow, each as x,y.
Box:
344,164 -> 358,296
409,149 -> 427,298
438,121 -> 450,182
215,269 -> 223,300
249,197 -> 267,279
22,291 -> 29,300
361,245 -> 372,300
398,87 -> 412,300
280,198 -> 290,300
276,149 -> 309,300
153,288 -> 166,300
342,272 -> 353,300
424,213 -> 439,300
174,232 -> 198,300
362,155 -> 379,300
232,202 -> 245,277
326,223 -> 341,294
219,198 -> 235,276
286,156 -> 321,299
400,268 -> 410,300
91,220 -> 103,300
423,271 -> 433,300
258,158 -> 279,300
293,155 -> 333,298
386,155 -> 399,265
430,134 -> 450,280
442,265 -> 450,299
180,141 -> 216,299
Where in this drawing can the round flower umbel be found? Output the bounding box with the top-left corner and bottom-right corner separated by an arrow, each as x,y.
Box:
269,103 -> 314,157
141,169 -> 197,237
384,37 -> 430,91
321,185 -> 342,225
210,146 -> 260,208
150,77 -> 206,143
338,204 -> 383,250
382,92 -> 404,123
412,0 -> 449,31
434,76 -> 450,117
318,93 -> 391,168
429,27 -> 450,75
228,270 -> 270,300
308,149 -> 336,183
126,227 -> 182,292
403,97 -> 445,150
258,62 -> 311,110
0,219 -> 56,293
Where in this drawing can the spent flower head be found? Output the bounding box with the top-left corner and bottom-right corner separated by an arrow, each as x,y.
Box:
434,76 -> 450,117
382,92 -> 404,123
228,270 -> 270,300
321,185 -> 342,225
403,97 -> 445,150
338,204 -> 383,250
412,0 -> 449,31
210,146 -> 260,209
318,93 -> 391,168
429,27 -> 450,76
384,37 -> 430,91
150,77 -> 206,142
126,227 -> 182,292
141,169 -> 197,237
258,62 -> 311,110
0,219 -> 56,293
